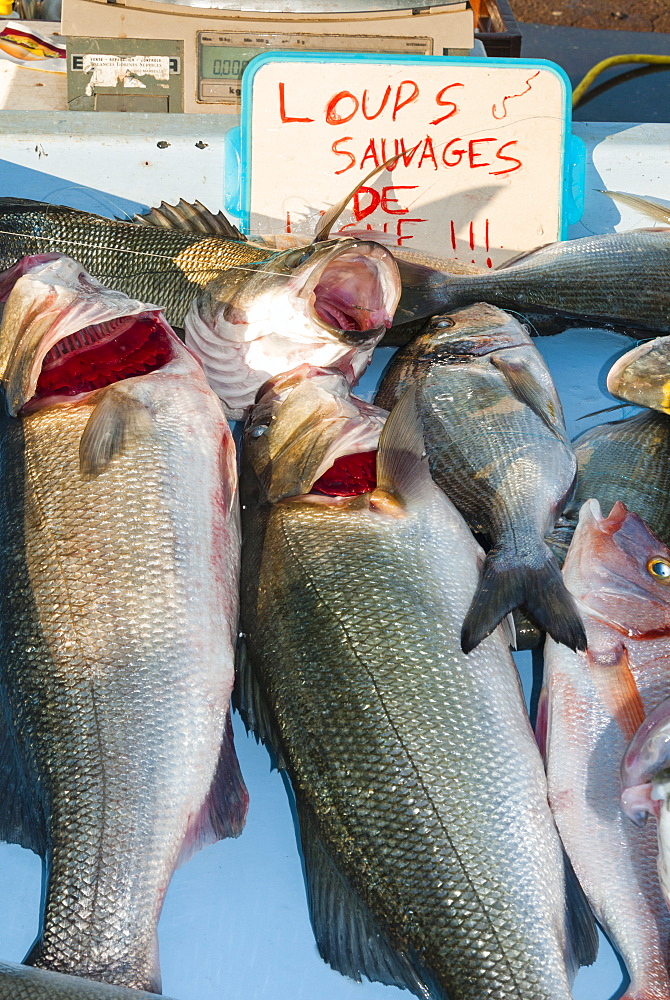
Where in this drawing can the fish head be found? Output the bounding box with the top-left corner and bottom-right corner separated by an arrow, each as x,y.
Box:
186,239 -> 401,419
417,303 -> 531,358
566,498 -> 670,638
621,696 -> 670,825
243,364 -> 387,504
0,253 -> 185,415
607,337 -> 670,414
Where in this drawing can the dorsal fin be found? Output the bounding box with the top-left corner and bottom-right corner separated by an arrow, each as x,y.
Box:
132,199 -> 246,240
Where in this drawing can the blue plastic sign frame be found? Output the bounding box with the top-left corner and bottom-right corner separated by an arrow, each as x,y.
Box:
225,51 -> 585,256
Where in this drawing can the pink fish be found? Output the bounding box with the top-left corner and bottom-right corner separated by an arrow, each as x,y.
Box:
542,499 -> 670,999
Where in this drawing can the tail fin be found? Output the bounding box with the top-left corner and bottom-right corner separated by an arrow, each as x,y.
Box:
461,544 -> 587,654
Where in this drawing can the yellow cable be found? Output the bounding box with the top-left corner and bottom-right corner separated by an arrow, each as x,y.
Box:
572,53 -> 670,108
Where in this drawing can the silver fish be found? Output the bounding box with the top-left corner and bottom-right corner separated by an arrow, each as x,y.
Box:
393,198 -> 670,334
238,369 -> 597,1000
0,960 -> 177,999
0,253 -> 246,991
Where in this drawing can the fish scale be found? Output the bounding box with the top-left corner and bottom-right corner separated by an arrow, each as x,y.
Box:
240,380 -> 597,999
0,959 -> 178,999
0,339 -> 244,990
0,199 -> 272,328
375,303 -> 583,653
549,410 -> 670,563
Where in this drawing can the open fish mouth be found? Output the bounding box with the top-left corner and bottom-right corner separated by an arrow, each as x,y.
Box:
248,365 -> 386,502
307,242 -> 399,337
0,254 -> 180,415
28,312 -> 175,410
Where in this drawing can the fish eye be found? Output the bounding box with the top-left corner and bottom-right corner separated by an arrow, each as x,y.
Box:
648,558 -> 670,580
250,424 -> 268,438
433,318 -> 454,329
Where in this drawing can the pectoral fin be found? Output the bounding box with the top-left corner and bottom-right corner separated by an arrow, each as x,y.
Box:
79,385 -> 153,477
587,644 -> 646,742
490,351 -> 564,437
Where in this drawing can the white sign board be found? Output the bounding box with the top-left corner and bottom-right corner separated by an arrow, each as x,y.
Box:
239,53 -> 582,268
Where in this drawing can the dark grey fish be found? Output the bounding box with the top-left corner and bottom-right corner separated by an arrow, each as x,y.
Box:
607,335 -> 670,414
375,302 -> 585,654
393,224 -> 670,334
238,368 -> 597,1000
549,409 -> 670,564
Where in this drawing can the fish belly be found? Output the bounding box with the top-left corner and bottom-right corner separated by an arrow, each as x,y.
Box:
243,500 -> 579,1000
0,376 -> 241,991
545,638 -> 670,998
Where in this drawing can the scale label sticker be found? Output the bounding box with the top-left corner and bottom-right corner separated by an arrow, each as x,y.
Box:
80,54 -> 170,94
244,55 -> 573,266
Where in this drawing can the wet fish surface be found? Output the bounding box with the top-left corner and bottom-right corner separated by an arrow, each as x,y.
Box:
238,368 -> 597,1000
375,302 -> 585,653
0,201 -> 400,419
393,225 -> 670,333
543,499 -> 670,1000
608,336 -> 670,414
0,961 -> 178,1000
622,696 -> 670,919
549,410 -> 670,564
0,254 -> 247,991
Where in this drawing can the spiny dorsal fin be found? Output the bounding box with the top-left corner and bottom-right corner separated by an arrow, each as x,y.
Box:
373,387 -> 432,510
603,190 -> 670,226
133,199 -> 246,241
79,385 -> 153,478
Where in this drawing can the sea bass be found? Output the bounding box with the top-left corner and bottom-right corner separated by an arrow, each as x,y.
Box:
0,254 -> 247,991
0,200 -> 400,418
543,499 -> 670,1000
393,219 -> 670,333
238,369 -> 597,1000
549,410 -> 670,564
0,961 -> 177,1000
622,695 -> 670,917
375,302 -> 585,654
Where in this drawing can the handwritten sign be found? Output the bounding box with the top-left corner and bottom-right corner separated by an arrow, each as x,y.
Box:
240,53 -> 580,267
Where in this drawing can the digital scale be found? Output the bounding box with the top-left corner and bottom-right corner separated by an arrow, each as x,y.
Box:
61,0 -> 476,113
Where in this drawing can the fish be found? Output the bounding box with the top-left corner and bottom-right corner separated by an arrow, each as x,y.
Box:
0,960 -> 177,999
374,302 -> 585,654
622,696 -> 670,917
542,498 -> 670,1000
549,409 -> 670,564
185,237 -> 399,419
0,253 -> 247,991
0,199 -> 401,419
391,197 -> 670,333
237,368 -> 598,1000
607,336 -> 670,414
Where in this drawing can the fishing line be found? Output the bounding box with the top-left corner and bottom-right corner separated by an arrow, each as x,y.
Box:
0,227 -> 303,279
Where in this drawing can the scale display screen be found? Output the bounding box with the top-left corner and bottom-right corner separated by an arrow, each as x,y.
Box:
197,30 -> 432,104
200,44 -> 256,80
